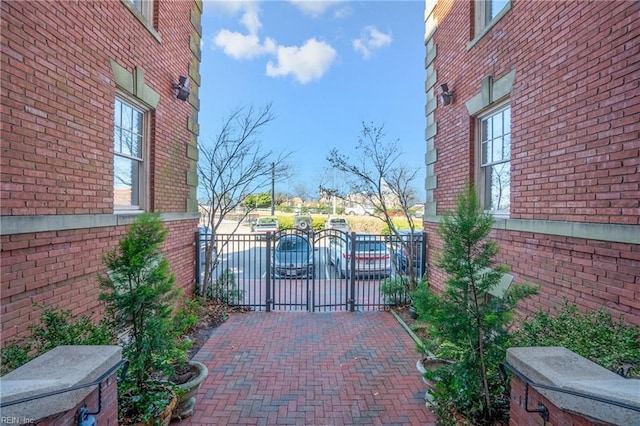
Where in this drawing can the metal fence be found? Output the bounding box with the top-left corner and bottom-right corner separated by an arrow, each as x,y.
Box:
196,228 -> 426,312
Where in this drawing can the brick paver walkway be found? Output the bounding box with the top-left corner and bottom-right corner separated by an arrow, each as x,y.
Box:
174,311 -> 436,425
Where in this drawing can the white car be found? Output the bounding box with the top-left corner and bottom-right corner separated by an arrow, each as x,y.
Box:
329,233 -> 391,278
344,203 -> 374,216
325,216 -> 351,234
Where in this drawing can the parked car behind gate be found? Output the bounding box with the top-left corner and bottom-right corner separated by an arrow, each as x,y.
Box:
272,234 -> 314,278
325,216 -> 351,234
251,216 -> 279,235
391,230 -> 424,274
329,233 -> 391,278
199,226 -> 216,267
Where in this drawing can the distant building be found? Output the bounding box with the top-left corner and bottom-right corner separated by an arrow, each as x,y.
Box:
1,0 -> 202,344
423,0 -> 639,324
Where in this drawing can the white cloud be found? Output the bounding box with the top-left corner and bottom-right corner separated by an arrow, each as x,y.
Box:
287,0 -> 345,17
266,38 -> 337,84
239,4 -> 261,35
214,30 -> 277,60
352,26 -> 392,59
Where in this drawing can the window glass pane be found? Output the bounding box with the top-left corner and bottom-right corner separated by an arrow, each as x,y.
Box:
114,100 -> 122,127
482,118 -> 491,141
114,127 -> 121,153
494,111 -> 502,137
114,156 -> 133,206
114,98 -> 144,209
479,104 -> 510,214
490,162 -> 510,212
494,137 -> 504,162
503,135 -> 511,159
482,141 -> 489,164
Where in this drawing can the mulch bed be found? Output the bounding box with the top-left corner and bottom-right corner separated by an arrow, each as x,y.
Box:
184,300 -> 249,359
392,304 -> 430,344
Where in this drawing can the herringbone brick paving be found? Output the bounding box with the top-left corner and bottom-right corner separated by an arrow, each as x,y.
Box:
174,311 -> 436,425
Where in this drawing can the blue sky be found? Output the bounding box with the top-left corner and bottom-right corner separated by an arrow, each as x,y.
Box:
199,1 -> 426,199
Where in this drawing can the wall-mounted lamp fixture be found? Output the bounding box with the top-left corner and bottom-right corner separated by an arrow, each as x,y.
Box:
172,76 -> 190,101
439,83 -> 453,106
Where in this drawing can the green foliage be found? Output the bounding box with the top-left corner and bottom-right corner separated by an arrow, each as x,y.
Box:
1,342 -> 32,376
513,301 -> 640,377
1,307 -> 115,376
118,379 -> 177,425
411,184 -> 537,425
380,276 -> 410,305
244,192 -> 272,208
278,216 -> 294,230
207,268 -> 244,305
98,213 -> 190,423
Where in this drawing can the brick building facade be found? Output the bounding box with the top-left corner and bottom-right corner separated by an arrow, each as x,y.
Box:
1,0 -> 203,345
423,0 -> 639,324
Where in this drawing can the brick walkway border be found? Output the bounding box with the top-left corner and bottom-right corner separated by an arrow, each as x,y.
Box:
174,311 -> 436,425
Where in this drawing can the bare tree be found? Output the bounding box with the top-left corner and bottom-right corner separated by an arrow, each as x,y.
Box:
324,122 -> 422,290
198,104 -> 291,295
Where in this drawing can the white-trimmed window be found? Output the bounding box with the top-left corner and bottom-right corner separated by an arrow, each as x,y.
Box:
479,104 -> 511,216
474,0 -> 510,37
129,0 -> 153,22
113,97 -> 147,211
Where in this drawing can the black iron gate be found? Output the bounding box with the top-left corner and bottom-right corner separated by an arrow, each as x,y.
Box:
196,227 -> 426,312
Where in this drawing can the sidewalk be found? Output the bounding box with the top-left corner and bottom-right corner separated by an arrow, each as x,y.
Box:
174,311 -> 436,425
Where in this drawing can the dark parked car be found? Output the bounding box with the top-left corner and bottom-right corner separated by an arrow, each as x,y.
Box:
272,234 -> 314,278
392,230 -> 424,274
199,226 -> 216,267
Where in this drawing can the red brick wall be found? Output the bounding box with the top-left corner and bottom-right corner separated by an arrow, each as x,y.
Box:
36,372 -> 119,426
509,375 -> 610,426
431,1 -> 639,223
1,0 -> 199,346
1,0 -> 195,215
425,222 -> 640,326
425,0 -> 640,325
0,221 -> 196,343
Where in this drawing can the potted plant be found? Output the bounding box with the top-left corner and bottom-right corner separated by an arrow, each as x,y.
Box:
411,184 -> 537,425
414,339 -> 458,407
98,213 -> 191,425
168,299 -> 209,420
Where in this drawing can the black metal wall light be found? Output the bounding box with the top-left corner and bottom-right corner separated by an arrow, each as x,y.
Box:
439,83 -> 454,106
172,75 -> 190,101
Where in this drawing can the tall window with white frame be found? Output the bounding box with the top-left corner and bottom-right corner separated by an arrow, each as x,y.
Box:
128,0 -> 153,22
475,0 -> 510,36
113,98 -> 146,210
479,104 -> 511,216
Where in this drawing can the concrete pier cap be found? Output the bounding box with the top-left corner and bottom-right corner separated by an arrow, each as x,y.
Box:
506,346 -> 640,426
0,345 -> 122,422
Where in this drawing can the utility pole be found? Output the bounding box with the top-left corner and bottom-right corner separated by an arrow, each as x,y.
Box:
270,162 -> 275,215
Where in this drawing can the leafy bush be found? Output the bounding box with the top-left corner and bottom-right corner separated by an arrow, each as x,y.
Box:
411,184 -> 537,425
206,268 -> 244,305
98,213 -> 190,424
513,302 -> 640,377
380,276 -> 410,306
1,307 -> 115,375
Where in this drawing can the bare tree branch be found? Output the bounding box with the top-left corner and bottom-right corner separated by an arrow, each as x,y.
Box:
197,104 -> 292,293
325,121 -> 423,289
